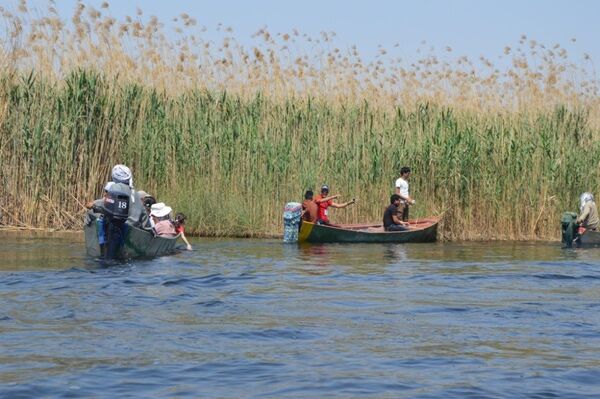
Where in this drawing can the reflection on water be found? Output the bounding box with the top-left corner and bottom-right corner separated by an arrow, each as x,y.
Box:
1,235 -> 600,398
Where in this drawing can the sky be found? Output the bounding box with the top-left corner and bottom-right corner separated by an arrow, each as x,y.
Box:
12,0 -> 600,74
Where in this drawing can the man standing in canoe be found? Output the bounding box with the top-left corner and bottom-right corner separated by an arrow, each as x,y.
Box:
315,185 -> 355,226
395,166 -> 416,222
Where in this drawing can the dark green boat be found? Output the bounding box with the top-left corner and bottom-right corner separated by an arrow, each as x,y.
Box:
578,230 -> 600,246
298,218 -> 438,244
84,212 -> 180,259
560,211 -> 600,248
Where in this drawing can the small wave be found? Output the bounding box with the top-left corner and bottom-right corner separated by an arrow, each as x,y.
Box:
219,328 -> 316,341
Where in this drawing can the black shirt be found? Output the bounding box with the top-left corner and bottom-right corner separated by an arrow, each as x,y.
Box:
383,204 -> 398,228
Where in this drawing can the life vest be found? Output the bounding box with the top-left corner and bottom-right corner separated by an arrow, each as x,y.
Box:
103,182 -> 131,221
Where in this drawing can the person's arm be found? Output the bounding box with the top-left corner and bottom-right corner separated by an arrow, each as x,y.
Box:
180,232 -> 192,250
577,204 -> 591,224
396,181 -> 415,204
330,198 -> 356,209
396,190 -> 414,204
86,199 -> 104,211
315,194 -> 340,204
392,213 -> 409,226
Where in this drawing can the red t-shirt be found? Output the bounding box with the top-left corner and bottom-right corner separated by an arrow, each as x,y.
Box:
315,195 -> 332,222
175,225 -> 185,234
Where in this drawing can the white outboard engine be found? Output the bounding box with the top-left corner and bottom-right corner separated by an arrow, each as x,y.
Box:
283,202 -> 302,242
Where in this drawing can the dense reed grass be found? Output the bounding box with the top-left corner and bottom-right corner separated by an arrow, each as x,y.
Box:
0,1 -> 599,239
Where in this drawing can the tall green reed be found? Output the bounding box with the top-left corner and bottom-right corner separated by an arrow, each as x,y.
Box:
1,70 -> 599,239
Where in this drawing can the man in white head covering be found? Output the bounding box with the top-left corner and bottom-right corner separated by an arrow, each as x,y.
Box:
109,164 -> 148,227
577,192 -> 599,231
85,164 -> 136,259
112,164 -> 133,186
87,165 -> 133,207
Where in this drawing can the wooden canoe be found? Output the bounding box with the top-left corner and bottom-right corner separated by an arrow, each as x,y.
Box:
298,218 -> 438,244
84,212 -> 179,259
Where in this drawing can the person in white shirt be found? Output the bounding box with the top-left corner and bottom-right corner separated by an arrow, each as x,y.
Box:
395,166 -> 415,222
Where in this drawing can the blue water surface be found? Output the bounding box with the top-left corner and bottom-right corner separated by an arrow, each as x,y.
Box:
1,234 -> 600,398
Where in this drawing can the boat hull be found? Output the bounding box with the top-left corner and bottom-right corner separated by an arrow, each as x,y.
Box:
84,212 -> 179,259
578,229 -> 600,246
298,218 -> 438,244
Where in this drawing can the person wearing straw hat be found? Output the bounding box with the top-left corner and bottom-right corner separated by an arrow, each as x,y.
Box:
150,202 -> 177,237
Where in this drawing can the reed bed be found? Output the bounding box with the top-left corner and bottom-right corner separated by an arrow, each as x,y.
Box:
0,1 -> 599,239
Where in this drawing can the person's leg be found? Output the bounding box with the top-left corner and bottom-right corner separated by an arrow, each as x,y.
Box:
403,204 -> 410,222
397,202 -> 406,222
386,223 -> 408,231
105,220 -> 125,259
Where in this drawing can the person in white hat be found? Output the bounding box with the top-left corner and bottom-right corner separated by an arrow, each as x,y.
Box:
150,202 -> 177,236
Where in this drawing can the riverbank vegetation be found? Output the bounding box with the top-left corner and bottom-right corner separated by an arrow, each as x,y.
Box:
1,1 -> 599,239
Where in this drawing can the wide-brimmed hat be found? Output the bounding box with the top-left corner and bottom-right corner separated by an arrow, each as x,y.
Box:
150,202 -> 172,218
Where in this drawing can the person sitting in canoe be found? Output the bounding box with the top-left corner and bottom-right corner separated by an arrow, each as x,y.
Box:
301,190 -> 318,223
577,192 -> 599,232
174,212 -> 193,250
131,190 -> 151,227
383,194 -> 410,231
314,185 -> 355,226
142,195 -> 157,228
150,202 -> 177,237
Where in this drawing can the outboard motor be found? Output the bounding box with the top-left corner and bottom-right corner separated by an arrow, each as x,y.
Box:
561,212 -> 578,248
102,182 -> 132,259
283,202 -> 302,243
103,182 -> 131,221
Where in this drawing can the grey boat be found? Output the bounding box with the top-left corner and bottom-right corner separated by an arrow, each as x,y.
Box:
84,211 -> 179,259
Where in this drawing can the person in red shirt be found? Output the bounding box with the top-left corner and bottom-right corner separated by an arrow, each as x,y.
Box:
314,185 -> 355,226
174,212 -> 193,251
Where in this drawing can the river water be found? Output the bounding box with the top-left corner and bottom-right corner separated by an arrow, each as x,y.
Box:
1,233 -> 600,398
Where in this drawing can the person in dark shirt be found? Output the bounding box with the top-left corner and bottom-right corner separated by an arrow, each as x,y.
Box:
301,190 -> 319,223
383,194 -> 410,231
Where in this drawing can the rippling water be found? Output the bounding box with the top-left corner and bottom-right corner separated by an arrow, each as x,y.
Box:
2,233 -> 600,398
